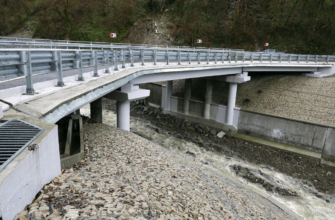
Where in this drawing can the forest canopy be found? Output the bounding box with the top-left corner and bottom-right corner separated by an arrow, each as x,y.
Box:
0,0 -> 334,54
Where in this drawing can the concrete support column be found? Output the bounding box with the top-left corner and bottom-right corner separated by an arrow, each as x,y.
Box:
117,101 -> 130,131
204,80 -> 213,119
184,79 -> 192,115
163,81 -> 173,110
226,82 -> 238,125
106,83 -> 150,131
90,98 -> 103,123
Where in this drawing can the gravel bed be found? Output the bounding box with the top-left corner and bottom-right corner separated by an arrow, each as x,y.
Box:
15,123 -> 297,220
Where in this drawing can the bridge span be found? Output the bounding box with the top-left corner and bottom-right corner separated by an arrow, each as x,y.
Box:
0,37 -> 335,219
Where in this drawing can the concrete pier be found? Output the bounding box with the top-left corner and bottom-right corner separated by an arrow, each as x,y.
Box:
184,79 -> 192,115
116,101 -> 130,131
226,82 -> 238,125
106,83 -> 150,131
90,98 -> 103,123
204,80 -> 213,119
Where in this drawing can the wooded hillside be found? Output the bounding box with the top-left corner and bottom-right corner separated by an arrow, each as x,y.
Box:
1,0 -> 334,54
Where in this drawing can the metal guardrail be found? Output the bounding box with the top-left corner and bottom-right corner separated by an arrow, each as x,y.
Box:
0,36 -> 238,51
0,37 -> 335,95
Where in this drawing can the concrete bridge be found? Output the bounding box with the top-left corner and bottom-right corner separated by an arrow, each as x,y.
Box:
0,37 -> 335,219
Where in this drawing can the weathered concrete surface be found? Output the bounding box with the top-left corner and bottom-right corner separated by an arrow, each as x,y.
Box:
15,123 -> 300,220
322,128 -> 335,162
10,64 -> 246,124
139,83 -> 163,106
0,110 -> 61,220
238,110 -> 330,153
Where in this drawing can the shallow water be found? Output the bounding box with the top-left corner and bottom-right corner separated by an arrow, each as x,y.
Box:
81,105 -> 335,220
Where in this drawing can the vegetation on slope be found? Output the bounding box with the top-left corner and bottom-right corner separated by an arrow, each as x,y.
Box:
1,0 -> 335,54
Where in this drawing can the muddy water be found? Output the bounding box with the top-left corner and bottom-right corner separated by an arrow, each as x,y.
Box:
80,105 -> 335,220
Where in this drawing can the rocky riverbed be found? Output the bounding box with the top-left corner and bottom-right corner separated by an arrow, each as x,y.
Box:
15,121 -> 297,220
125,99 -> 335,196
14,98 -> 335,220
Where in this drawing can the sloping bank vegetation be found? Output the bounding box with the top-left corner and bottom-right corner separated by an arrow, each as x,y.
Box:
0,0 -> 335,54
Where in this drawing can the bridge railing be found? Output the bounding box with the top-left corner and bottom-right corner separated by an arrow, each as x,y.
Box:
0,36 -> 237,51
1,38 -> 335,95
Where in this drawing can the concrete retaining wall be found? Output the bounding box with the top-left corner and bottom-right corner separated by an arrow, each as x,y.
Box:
238,110 -> 335,161
0,126 -> 61,220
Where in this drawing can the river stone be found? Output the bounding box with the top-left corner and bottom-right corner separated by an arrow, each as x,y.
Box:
217,131 -> 225,138
210,129 -> 217,136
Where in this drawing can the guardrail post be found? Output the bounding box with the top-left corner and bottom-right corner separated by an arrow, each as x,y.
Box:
197,52 -> 200,64
260,53 -> 263,62
327,55 -> 329,63
315,55 -> 318,63
105,50 -> 110,73
74,51 -> 80,68
24,51 -> 35,95
229,52 -> 231,63
270,53 -> 272,63
51,51 -> 58,72
251,53 -> 254,62
78,51 -> 84,81
214,53 -> 217,64
122,49 -> 126,68
188,51 -> 191,64
178,50 -> 181,65
279,54 -> 282,63
93,51 -> 99,77
90,51 -> 94,66
57,51 -> 65,86
19,51 -> 27,76
130,49 -> 134,67
235,53 -> 238,63
114,50 -> 119,71
166,49 -> 170,65
154,50 -> 157,65
206,51 -> 209,64
289,55 -> 292,63
141,50 -> 145,66
242,53 -> 245,62
298,54 -> 301,63
222,52 -> 225,63
306,54 -> 309,63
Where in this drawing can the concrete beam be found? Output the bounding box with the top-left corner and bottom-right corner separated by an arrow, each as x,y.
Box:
226,72 -> 251,83
243,66 -> 318,72
130,67 -> 243,84
105,86 -> 150,102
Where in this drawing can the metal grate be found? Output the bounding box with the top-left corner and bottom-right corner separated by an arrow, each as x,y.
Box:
0,119 -> 44,171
